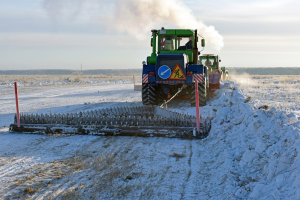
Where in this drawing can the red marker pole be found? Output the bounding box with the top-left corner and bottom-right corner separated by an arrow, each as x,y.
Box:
14,82 -> 21,127
195,81 -> 200,132
133,75 -> 135,86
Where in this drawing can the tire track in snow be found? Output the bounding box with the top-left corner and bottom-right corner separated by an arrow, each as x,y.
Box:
180,141 -> 193,199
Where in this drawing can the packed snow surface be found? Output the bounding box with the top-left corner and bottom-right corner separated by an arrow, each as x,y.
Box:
0,80 -> 300,199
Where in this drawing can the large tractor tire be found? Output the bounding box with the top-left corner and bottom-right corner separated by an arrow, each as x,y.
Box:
142,83 -> 157,105
190,82 -> 206,107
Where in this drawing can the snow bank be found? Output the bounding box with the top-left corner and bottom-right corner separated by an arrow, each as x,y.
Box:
192,81 -> 300,199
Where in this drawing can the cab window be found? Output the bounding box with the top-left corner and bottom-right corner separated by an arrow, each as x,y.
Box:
177,36 -> 193,50
159,36 -> 175,51
200,57 -> 217,68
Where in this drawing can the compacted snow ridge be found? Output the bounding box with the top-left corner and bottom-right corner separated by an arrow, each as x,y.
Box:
0,78 -> 299,199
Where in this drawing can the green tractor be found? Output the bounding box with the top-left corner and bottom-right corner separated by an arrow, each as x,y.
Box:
142,27 -> 209,107
199,54 -> 229,81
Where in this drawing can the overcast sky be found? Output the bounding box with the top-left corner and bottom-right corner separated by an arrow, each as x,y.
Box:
0,0 -> 300,70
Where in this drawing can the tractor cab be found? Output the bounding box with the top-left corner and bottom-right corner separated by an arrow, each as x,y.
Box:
159,36 -> 193,51
200,54 -> 219,69
200,54 -> 229,81
148,28 -> 205,65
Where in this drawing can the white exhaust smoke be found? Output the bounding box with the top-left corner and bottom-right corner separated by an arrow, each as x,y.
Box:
43,0 -> 224,50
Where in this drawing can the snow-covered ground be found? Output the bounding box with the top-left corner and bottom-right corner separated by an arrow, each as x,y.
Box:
0,75 -> 140,91
231,75 -> 300,113
0,77 -> 300,199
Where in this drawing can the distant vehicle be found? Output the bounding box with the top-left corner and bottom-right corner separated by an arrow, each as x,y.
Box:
199,54 -> 229,81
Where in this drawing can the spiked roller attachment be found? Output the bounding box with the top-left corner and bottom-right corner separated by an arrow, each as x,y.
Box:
10,106 -> 211,139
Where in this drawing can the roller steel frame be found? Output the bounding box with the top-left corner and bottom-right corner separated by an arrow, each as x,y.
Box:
10,105 -> 211,139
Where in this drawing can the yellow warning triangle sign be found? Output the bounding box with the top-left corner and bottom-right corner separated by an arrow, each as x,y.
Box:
169,64 -> 186,80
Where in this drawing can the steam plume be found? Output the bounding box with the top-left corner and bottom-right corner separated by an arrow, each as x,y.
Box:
43,0 -> 224,50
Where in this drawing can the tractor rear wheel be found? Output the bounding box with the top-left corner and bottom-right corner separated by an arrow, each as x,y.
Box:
190,82 -> 206,107
142,83 -> 157,105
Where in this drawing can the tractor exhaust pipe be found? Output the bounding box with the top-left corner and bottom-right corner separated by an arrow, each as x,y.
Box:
193,29 -> 198,65
151,29 -> 158,57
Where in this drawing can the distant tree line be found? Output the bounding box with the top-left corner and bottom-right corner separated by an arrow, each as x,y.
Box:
0,69 -> 142,75
0,67 -> 299,75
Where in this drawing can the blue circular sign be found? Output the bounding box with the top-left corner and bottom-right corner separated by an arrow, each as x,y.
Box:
158,65 -> 171,79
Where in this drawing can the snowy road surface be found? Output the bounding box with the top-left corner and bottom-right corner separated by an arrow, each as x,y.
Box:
0,81 -> 300,199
